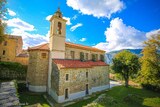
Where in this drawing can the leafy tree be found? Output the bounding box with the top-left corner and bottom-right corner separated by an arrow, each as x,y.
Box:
0,0 -> 7,43
139,34 -> 160,91
112,50 -> 140,87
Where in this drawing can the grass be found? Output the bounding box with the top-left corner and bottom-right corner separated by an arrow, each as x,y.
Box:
19,92 -> 50,107
66,86 -> 160,107
18,83 -> 50,107
17,82 -> 160,107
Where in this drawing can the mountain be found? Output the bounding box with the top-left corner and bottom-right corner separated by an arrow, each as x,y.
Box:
105,49 -> 142,64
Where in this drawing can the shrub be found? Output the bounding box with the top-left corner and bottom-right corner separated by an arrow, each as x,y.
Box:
141,83 -> 160,92
93,94 -> 118,106
123,94 -> 142,104
0,61 -> 27,80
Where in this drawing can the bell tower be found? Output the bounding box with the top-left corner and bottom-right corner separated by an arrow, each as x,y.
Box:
49,8 -> 67,59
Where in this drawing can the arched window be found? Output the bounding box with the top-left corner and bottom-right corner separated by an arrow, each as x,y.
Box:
58,22 -> 62,34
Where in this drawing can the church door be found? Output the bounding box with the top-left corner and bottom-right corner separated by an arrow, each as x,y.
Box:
86,84 -> 89,95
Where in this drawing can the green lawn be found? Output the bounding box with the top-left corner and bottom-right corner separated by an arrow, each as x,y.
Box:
18,83 -> 50,107
66,86 -> 160,107
18,83 -> 160,107
19,92 -> 50,107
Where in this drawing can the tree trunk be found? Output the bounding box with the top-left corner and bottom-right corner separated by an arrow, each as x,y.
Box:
124,71 -> 129,87
125,78 -> 129,87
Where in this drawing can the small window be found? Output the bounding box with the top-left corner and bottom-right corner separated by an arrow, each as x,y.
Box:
2,50 -> 5,55
70,51 -> 75,59
3,41 -> 7,46
80,52 -> 84,61
92,54 -> 96,61
100,54 -> 104,61
95,54 -> 98,61
41,53 -> 47,58
58,22 -> 62,34
65,88 -> 69,99
86,72 -> 88,78
86,53 -> 88,60
66,74 -> 69,81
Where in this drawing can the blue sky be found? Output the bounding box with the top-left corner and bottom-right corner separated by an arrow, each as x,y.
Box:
5,0 -> 160,52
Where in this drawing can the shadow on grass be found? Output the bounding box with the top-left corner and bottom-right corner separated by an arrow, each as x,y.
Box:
18,83 -> 50,107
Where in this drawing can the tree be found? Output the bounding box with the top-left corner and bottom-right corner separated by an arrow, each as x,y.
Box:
0,0 -> 7,43
139,34 -> 160,91
112,50 -> 140,87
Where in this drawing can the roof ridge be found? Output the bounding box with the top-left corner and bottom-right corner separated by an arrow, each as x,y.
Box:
65,42 -> 105,52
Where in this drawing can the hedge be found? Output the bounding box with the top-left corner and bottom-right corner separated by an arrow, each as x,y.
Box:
0,61 -> 27,80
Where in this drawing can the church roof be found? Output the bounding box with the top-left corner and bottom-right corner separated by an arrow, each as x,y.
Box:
28,42 -> 105,52
65,42 -> 105,52
28,43 -> 49,51
53,59 -> 108,69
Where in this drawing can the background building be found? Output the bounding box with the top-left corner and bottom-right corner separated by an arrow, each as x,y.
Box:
0,35 -> 28,65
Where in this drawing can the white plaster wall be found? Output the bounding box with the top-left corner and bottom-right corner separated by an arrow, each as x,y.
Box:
51,51 -> 65,59
49,85 -> 109,103
57,90 -> 86,103
91,84 -> 109,93
50,89 -> 58,102
47,51 -> 52,95
29,85 -> 46,92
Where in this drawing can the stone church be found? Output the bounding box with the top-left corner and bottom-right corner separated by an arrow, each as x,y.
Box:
27,8 -> 109,103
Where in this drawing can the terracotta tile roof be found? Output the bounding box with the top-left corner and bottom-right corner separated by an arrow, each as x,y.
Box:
65,42 -> 105,52
53,59 -> 108,69
28,42 -> 105,52
17,53 -> 29,57
28,43 -> 49,51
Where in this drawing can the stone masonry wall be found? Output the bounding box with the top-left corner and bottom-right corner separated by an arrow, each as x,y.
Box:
65,47 -> 104,60
51,62 -> 60,95
27,50 -> 49,86
56,66 -> 109,96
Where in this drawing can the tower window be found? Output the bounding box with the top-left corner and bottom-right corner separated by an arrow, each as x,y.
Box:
2,50 -> 5,55
66,74 -> 69,81
70,51 -> 75,59
65,88 -> 69,99
58,22 -> 62,34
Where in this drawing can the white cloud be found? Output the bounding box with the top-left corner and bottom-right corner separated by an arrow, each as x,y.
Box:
46,15 -> 52,21
79,38 -> 87,42
6,18 -> 35,31
146,29 -> 160,39
66,38 -> 71,42
11,28 -> 49,49
63,17 -> 72,25
6,17 -> 49,49
8,9 -> 16,16
66,0 -> 124,18
70,23 -> 83,31
94,17 -> 146,52
72,15 -> 78,20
